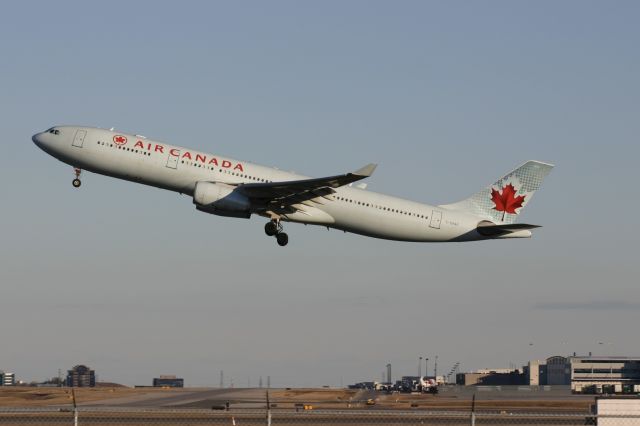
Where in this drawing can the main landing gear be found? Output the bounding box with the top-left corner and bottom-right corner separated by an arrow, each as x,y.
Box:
72,168 -> 82,188
265,220 -> 289,247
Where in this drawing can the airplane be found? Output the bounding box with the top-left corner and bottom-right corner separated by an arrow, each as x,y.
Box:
32,126 -> 553,247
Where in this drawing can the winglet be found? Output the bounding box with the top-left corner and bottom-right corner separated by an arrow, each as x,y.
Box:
353,163 -> 377,177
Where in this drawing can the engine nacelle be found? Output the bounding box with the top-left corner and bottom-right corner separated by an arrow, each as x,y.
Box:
193,182 -> 251,218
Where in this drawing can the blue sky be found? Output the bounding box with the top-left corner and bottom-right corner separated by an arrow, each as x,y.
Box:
1,1 -> 639,386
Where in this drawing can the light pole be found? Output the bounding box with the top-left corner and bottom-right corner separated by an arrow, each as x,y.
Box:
434,356 -> 438,380
418,357 -> 422,378
425,358 -> 429,378
386,363 -> 392,385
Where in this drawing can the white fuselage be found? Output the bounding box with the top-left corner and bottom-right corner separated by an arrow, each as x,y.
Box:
33,126 -> 499,242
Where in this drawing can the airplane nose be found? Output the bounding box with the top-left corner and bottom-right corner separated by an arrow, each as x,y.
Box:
32,132 -> 42,146
32,132 -> 50,150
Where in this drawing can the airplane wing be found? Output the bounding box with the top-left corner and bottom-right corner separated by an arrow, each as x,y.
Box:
238,163 -> 377,211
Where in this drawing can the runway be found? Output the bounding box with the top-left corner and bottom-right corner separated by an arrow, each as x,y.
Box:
84,388 -> 272,409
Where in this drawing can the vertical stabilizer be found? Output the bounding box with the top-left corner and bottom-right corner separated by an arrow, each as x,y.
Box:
440,160 -> 554,224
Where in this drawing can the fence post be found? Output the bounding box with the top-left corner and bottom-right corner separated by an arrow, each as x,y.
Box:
470,393 -> 476,426
71,388 -> 78,426
266,390 -> 271,426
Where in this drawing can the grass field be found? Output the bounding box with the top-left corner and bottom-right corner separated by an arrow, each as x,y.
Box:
0,387 -> 171,407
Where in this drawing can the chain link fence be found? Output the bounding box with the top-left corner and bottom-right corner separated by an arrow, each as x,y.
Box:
1,407 -> 639,425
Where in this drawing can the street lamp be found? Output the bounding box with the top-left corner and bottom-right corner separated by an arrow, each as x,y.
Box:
434,355 -> 438,379
425,358 -> 429,378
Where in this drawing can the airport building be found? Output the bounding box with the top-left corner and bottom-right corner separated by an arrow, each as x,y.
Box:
456,368 -> 527,386
526,360 -> 545,385
0,371 -> 15,386
455,355 -> 640,392
569,356 -> 640,393
526,356 -> 572,386
66,365 -> 96,387
524,355 -> 640,393
153,375 -> 184,388
546,356 -> 571,385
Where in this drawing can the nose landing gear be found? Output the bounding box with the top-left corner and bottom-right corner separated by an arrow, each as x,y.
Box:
72,168 -> 82,188
264,220 -> 289,247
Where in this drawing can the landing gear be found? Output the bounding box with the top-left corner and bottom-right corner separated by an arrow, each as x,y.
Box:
265,219 -> 288,246
264,221 -> 278,236
276,233 -> 289,247
72,168 -> 82,188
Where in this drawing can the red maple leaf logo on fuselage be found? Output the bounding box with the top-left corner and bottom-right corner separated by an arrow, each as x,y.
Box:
113,135 -> 127,145
491,183 -> 525,221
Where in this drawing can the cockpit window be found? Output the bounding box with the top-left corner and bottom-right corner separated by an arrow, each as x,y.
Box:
47,129 -> 60,135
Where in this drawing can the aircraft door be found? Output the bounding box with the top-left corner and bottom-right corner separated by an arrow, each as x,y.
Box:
166,150 -> 179,169
429,210 -> 442,229
72,130 -> 86,148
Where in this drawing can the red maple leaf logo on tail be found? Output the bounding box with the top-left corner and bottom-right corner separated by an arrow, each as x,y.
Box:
491,183 -> 526,221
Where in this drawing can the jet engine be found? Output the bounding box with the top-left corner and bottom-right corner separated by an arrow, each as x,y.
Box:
193,181 -> 251,218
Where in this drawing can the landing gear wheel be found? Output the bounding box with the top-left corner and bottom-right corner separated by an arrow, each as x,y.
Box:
72,168 -> 82,188
265,221 -> 278,236
276,233 -> 289,247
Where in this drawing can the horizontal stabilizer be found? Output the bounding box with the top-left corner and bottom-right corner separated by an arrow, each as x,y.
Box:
476,221 -> 541,236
